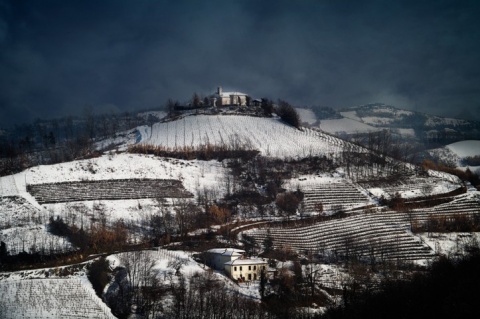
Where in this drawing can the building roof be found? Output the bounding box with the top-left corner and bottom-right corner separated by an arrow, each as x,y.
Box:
225,258 -> 268,266
212,92 -> 248,98
207,248 -> 245,256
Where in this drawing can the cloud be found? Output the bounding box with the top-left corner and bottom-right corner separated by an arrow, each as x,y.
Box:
1,0 -> 480,127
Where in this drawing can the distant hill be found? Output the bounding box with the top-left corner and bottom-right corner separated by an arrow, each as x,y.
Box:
299,104 -> 480,148
428,140 -> 480,171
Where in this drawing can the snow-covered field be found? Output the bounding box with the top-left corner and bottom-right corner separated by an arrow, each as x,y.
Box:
394,128 -> 416,138
425,116 -> 469,127
446,140 -> 480,158
0,153 -> 225,197
296,108 -> 319,125
429,140 -> 480,171
135,114 -> 346,158
319,118 -> 379,135
418,232 -> 480,257
0,153 -> 227,254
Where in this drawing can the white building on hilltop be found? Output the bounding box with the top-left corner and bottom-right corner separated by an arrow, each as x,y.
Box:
210,86 -> 248,107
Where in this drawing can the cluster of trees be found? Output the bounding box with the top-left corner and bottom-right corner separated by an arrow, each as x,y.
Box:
49,216 -> 129,253
340,130 -> 424,181
321,252 -> 480,319
421,159 -> 480,189
411,213 -> 480,233
0,108 -> 155,176
462,155 -> 480,166
128,143 -> 259,161
276,100 -> 301,128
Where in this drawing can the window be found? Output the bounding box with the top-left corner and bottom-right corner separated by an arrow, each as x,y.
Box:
262,266 -> 266,270
254,274 -> 257,280
248,266 -> 251,270
254,266 -> 256,270
240,266 -> 242,271
234,267 -> 237,271
248,274 -> 251,280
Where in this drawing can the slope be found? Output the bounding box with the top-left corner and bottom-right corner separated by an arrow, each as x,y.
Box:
135,114 -> 348,158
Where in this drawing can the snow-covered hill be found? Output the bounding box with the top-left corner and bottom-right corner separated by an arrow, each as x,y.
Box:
0,153 -> 226,254
429,140 -> 480,171
305,103 -> 480,142
446,140 -> 480,158
134,114 -> 347,158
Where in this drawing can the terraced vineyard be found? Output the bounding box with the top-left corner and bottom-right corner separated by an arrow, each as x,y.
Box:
246,194 -> 480,262
301,182 -> 371,212
368,193 -> 480,227
246,214 -> 434,262
359,176 -> 462,198
0,279 -> 116,319
27,178 -> 193,204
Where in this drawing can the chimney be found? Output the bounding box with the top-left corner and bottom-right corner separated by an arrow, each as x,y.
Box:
217,86 -> 222,95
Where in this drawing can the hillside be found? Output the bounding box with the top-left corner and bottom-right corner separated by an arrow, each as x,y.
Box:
302,104 -> 480,145
428,140 -> 480,172
0,110 -> 479,318
133,114 -> 347,158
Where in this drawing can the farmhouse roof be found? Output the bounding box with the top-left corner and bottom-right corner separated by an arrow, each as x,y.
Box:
207,248 -> 245,256
225,258 -> 267,266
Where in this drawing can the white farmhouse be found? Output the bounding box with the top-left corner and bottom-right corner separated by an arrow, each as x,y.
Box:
224,258 -> 268,282
205,248 -> 245,270
210,86 -> 248,107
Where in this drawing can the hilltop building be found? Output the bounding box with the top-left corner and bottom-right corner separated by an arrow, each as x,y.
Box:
210,86 -> 248,107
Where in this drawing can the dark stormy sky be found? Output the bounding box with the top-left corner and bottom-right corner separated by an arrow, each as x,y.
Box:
1,0 -> 480,128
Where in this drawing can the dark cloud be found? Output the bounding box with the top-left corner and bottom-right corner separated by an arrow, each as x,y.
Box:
1,0 -> 480,127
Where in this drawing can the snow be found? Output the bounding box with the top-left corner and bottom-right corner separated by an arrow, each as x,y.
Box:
0,111 -> 479,315
319,118 -> 379,134
0,277 -> 116,319
361,116 -> 395,125
446,140 -> 480,158
425,116 -> 469,127
225,258 -> 267,265
108,249 -> 264,301
418,232 -> 480,257
0,153 -> 227,254
340,107 -> 413,125
339,111 -> 362,122
283,174 -> 349,189
1,153 -> 226,197
430,140 -> 480,170
0,224 -> 73,255
395,128 -> 416,137
371,106 -> 413,116
135,114 -> 347,158
207,248 -> 245,256
296,107 -> 318,125
137,110 -> 167,121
